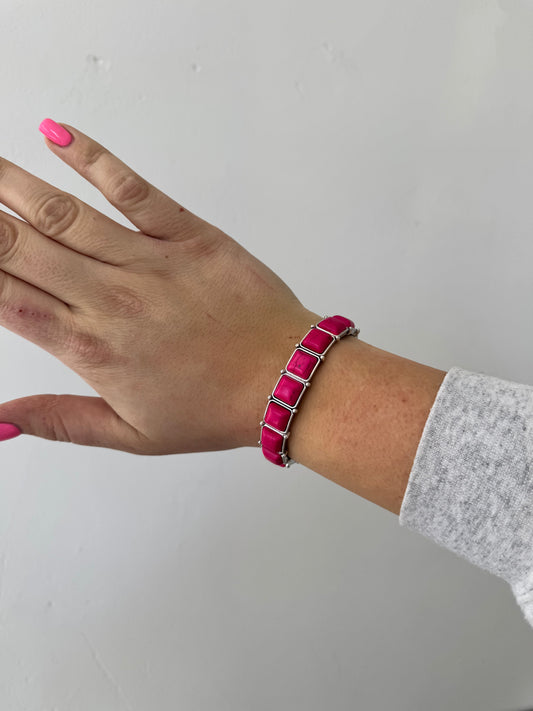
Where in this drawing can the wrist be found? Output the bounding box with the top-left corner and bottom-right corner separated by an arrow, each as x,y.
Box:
288,337 -> 447,515
239,305 -> 446,517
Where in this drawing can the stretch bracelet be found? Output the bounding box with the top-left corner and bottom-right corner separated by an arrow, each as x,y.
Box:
259,315 -> 360,468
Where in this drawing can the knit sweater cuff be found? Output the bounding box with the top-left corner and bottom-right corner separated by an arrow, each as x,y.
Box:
399,366 -> 533,627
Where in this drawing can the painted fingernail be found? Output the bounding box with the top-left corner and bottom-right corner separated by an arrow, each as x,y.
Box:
39,118 -> 73,147
0,423 -> 22,442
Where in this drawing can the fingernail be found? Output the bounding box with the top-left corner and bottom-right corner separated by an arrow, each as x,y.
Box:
39,118 -> 72,147
0,423 -> 22,442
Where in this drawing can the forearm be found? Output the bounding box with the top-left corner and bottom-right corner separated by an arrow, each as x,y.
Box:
248,309 -> 447,516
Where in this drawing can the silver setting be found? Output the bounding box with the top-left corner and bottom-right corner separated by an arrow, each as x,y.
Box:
284,347 -> 322,383
315,319 -> 360,341
282,453 -> 296,467
298,341 -> 332,358
270,371 -> 309,410
260,421 -> 291,438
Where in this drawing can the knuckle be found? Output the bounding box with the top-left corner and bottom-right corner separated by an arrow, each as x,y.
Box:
108,171 -> 151,208
33,194 -> 80,236
0,217 -> 19,260
0,157 -> 9,181
44,394 -> 72,443
102,284 -> 147,318
80,143 -> 109,172
0,270 -> 7,302
175,225 -> 228,265
65,327 -> 114,368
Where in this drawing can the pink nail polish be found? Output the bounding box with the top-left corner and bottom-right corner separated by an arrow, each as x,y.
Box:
39,118 -> 72,147
0,423 -> 22,442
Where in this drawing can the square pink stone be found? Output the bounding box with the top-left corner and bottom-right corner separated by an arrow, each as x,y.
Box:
261,426 -> 284,454
318,315 -> 354,336
273,374 -> 304,407
264,401 -> 292,432
262,447 -> 284,466
300,328 -> 333,354
286,349 -> 319,381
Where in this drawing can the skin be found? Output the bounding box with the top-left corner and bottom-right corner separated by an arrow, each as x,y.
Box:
0,122 -> 323,455
0,122 -> 447,516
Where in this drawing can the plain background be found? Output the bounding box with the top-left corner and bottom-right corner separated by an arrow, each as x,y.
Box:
0,0 -> 532,709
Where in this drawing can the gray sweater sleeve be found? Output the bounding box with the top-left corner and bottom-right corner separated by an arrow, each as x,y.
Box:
398,366 -> 533,629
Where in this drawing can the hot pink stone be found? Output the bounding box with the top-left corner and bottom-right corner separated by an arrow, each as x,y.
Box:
300,328 -> 333,354
262,447 -> 284,466
318,315 -> 354,336
261,426 -> 284,454
273,375 -> 305,407
286,349 -> 319,380
264,401 -> 292,432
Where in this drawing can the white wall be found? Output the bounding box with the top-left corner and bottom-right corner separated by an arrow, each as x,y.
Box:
1,0 -> 532,708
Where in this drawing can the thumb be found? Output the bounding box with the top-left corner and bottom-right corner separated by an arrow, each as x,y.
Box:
0,394 -> 148,454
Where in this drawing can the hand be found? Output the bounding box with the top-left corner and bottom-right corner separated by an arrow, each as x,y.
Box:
0,121 -> 318,455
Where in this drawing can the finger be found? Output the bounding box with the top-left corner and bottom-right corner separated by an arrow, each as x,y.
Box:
0,223 -> 75,363
40,120 -> 203,243
0,393 -> 153,454
0,153 -> 154,267
0,208 -> 114,313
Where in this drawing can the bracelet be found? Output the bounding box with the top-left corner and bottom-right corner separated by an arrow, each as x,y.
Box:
259,314 -> 360,468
